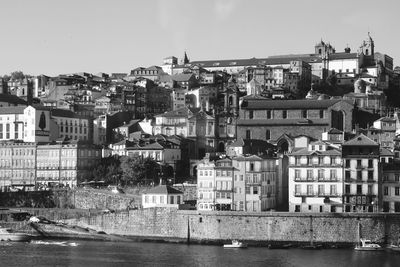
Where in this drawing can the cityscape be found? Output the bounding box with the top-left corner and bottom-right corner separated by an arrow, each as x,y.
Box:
1,33 -> 400,215
1,1 -> 400,266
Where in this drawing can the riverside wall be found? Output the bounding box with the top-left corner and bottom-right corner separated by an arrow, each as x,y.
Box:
63,208 -> 400,245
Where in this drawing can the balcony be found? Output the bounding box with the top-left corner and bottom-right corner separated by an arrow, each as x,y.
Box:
294,177 -> 315,182
294,191 -> 315,197
318,178 -> 339,182
317,192 -> 340,197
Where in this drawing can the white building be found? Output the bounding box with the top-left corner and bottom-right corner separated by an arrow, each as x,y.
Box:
142,185 -> 183,208
288,140 -> 344,213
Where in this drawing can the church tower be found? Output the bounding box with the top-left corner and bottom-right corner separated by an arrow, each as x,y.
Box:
359,32 -> 375,56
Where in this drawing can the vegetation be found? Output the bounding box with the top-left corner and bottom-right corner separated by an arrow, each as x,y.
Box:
90,155 -> 160,186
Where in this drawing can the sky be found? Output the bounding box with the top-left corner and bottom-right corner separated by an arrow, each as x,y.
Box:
0,0 -> 399,76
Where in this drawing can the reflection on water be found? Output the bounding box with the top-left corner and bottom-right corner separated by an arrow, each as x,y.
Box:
0,240 -> 399,267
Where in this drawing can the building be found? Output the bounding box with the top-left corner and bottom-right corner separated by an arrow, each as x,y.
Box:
129,66 -> 165,82
232,155 -> 278,212
342,134 -> 380,212
237,98 -> 354,152
0,94 -> 27,107
196,154 -> 279,212
142,185 -> 184,209
0,106 -> 25,141
288,140 -> 344,213
51,109 -> 92,142
0,141 -> 36,191
36,141 -> 101,188
360,117 -> 396,151
382,163 -> 400,212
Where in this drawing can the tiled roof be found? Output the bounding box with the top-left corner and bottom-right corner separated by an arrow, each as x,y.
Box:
0,94 -> 28,105
380,148 -> 394,157
144,185 -> 183,195
0,106 -> 25,114
171,73 -> 195,82
241,99 -> 350,110
237,118 -> 329,126
329,52 -> 358,60
327,128 -> 343,134
51,108 -> 89,119
376,117 -> 396,122
289,147 -> 341,156
343,134 -> 378,146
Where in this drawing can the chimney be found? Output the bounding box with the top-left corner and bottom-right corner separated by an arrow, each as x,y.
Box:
344,47 -> 351,53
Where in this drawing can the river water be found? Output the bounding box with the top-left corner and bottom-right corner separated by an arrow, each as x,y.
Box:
1,240 -> 399,267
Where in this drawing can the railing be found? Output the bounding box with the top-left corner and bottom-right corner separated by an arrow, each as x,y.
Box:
294,191 -> 315,197
317,192 -> 340,197
294,178 -> 316,182
318,178 -> 340,182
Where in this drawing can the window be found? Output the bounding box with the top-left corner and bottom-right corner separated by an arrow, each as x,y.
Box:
307,170 -> 313,179
345,184 -> 350,194
357,185 -> 362,194
345,160 -> 350,168
368,185 -> 372,195
357,171 -> 362,181
245,187 -> 250,194
384,187 -> 389,196
307,185 -> 313,195
265,130 -> 271,140
368,160 -> 373,168
249,111 -> 254,119
282,110 -> 287,119
295,169 -> 300,179
330,169 -> 337,180
266,110 -> 271,119
395,174 -> 399,182
318,169 -> 324,179
318,185 -> 325,195
319,110 -> 324,119
302,110 -> 307,118
396,187 -> 400,196
253,187 -> 258,194
368,171 -> 373,181
330,185 -> 337,196
292,185 -> 301,196
250,163 -> 254,171
246,130 -> 251,139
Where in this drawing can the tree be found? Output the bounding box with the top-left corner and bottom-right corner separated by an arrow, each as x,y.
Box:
39,112 -> 46,131
90,156 -> 122,184
120,156 -> 159,186
10,71 -> 25,80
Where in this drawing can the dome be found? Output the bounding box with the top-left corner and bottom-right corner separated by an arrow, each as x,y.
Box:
354,79 -> 366,94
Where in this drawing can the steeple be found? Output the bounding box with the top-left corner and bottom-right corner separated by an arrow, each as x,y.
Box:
183,51 -> 190,64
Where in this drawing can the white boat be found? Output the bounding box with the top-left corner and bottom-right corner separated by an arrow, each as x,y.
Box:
355,238 -> 383,251
0,227 -> 31,242
387,237 -> 400,252
223,240 -> 248,248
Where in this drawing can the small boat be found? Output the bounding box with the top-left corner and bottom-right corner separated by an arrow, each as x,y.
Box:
302,244 -> 323,250
387,237 -> 400,252
268,243 -> 292,249
354,222 -> 383,251
355,239 -> 383,251
223,240 -> 248,248
0,227 -> 31,242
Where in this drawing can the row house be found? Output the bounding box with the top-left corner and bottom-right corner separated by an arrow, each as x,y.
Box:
197,155 -> 279,212
288,140 -> 344,213
36,141 -> 101,188
382,163 -> 400,212
0,141 -> 36,191
51,109 -> 92,142
342,134 -> 380,212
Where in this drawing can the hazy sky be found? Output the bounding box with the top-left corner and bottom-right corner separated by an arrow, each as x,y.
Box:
0,0 -> 399,76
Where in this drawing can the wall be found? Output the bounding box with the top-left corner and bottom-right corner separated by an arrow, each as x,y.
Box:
65,208 -> 400,245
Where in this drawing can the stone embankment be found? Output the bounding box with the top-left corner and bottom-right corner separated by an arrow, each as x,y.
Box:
60,208 -> 400,246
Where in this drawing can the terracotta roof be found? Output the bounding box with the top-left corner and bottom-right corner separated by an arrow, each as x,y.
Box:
237,118 -> 329,126
329,52 -> 358,60
327,128 -> 343,134
289,147 -> 341,156
144,185 -> 183,195
343,134 -> 378,146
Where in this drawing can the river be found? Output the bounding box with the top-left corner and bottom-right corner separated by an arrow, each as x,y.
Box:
1,240 -> 399,267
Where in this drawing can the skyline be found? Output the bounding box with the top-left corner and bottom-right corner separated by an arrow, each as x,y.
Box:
0,0 -> 399,76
